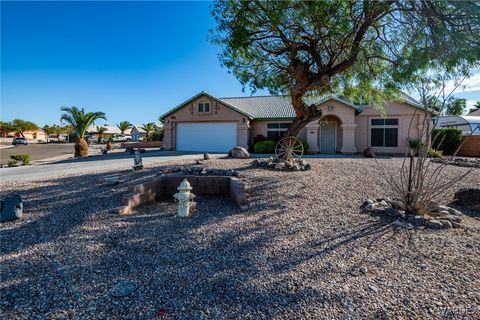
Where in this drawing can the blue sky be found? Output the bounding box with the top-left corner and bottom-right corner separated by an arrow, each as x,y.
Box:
1,1 -> 479,127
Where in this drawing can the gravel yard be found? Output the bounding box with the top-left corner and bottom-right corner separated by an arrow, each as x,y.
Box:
1,158 -> 479,319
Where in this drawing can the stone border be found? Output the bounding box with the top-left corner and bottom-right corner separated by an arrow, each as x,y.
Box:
113,175 -> 247,214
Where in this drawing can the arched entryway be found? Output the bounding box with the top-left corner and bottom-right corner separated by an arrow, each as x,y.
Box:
318,115 -> 342,153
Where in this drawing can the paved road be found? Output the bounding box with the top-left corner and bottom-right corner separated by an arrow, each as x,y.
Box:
0,151 -> 227,182
0,143 -> 76,165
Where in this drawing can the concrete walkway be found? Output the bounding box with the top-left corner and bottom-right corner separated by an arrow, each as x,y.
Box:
0,151 -> 226,182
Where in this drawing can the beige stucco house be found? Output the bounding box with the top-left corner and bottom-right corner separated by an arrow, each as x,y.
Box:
161,91 -> 428,154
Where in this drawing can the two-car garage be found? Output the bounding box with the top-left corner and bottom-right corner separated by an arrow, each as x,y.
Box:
175,122 -> 237,152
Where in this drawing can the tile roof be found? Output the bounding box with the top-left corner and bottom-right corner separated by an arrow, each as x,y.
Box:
161,91 -> 424,120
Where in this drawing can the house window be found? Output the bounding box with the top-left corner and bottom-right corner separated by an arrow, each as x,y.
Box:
370,118 -> 398,147
267,123 -> 291,140
198,102 -> 210,113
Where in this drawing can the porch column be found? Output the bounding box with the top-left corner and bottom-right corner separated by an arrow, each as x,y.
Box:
162,123 -> 173,150
340,123 -> 357,154
306,121 -> 320,153
237,120 -> 250,149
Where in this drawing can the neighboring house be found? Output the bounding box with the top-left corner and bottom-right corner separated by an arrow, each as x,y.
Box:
469,109 -> 480,116
0,129 -> 46,141
160,91 -> 430,154
435,116 -> 480,136
86,125 -> 122,140
130,125 -> 146,142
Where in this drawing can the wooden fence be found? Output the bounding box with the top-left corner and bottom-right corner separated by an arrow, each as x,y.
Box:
458,136 -> 480,157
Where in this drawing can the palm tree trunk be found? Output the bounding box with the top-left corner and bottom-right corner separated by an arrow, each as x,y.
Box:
75,138 -> 89,157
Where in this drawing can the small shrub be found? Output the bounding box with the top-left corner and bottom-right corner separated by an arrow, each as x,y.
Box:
431,128 -> 462,155
10,154 -> 30,165
299,139 -> 309,153
427,149 -> 443,158
254,140 -> 276,153
7,160 -> 19,167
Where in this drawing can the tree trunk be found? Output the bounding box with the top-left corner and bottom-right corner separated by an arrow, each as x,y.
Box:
75,138 -> 89,157
285,90 -> 323,137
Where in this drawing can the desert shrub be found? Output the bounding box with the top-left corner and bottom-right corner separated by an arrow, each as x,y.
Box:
427,149 -> 443,158
7,160 -> 19,167
253,134 -> 268,144
10,154 -> 30,165
254,140 -> 276,153
431,128 -> 462,155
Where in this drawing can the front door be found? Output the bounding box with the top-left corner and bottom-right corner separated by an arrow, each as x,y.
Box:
320,122 -> 336,153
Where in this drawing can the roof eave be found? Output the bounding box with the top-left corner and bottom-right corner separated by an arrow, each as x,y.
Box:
160,91 -> 254,120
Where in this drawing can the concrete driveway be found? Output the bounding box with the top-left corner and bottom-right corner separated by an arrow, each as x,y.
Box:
0,151 -> 227,182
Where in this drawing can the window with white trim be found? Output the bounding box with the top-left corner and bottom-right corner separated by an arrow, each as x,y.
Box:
198,102 -> 210,113
267,123 -> 291,140
370,118 -> 398,147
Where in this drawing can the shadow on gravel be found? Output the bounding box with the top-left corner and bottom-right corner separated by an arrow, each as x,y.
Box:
1,161 -> 400,318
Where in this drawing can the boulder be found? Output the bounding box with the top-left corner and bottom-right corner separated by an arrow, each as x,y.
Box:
1,194 -> 23,222
425,219 -> 444,229
275,162 -> 286,170
454,188 -> 480,210
229,146 -> 250,159
363,147 -> 375,158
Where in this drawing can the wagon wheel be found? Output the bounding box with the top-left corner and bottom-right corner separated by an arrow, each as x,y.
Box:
275,136 -> 304,161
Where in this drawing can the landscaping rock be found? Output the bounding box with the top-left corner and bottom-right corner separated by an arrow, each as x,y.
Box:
0,194 -> 23,222
229,146 -> 250,159
385,207 -> 401,217
275,162 -> 286,170
447,207 -> 463,216
203,153 -> 211,160
439,220 -> 453,229
394,219 -> 413,229
454,188 -> 480,210
425,219 -> 444,229
111,281 -> 138,297
363,147 -> 375,158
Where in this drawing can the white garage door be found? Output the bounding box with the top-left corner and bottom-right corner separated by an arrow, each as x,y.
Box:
176,122 -> 237,152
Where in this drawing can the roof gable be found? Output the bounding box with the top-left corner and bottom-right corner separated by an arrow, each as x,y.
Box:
160,91 -> 253,120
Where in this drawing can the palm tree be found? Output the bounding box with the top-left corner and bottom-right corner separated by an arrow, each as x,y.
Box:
141,123 -> 156,141
60,106 -> 106,157
43,125 -> 55,142
117,121 -> 132,134
469,101 -> 480,114
96,126 -> 108,144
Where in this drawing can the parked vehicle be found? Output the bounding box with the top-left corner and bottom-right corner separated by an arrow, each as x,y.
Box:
112,134 -> 132,142
12,137 -> 28,146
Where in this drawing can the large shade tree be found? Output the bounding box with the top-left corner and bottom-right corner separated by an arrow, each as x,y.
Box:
212,0 -> 480,137
8,119 -> 39,137
60,107 -> 106,157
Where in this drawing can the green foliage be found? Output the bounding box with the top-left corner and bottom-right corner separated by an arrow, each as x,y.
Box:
1,119 -> 39,136
141,123 -> 156,141
211,1 -> 480,110
431,128 -> 463,155
299,139 -> 309,153
7,160 -> 19,167
427,149 -> 443,159
60,106 -> 106,139
151,127 -> 164,141
10,154 -> 30,165
117,121 -> 132,134
469,101 -> 480,114
445,97 -> 466,116
254,140 -> 277,154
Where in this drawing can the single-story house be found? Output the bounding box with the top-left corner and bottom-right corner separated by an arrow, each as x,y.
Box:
160,91 -> 429,154
130,125 -> 146,142
0,129 -> 47,141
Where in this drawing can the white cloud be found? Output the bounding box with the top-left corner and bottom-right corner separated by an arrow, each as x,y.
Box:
444,70 -> 480,94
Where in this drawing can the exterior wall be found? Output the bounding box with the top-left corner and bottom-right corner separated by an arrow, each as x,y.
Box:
162,95 -> 250,150
355,102 -> 426,154
250,120 -> 307,144
306,99 -> 357,153
21,131 -> 47,141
